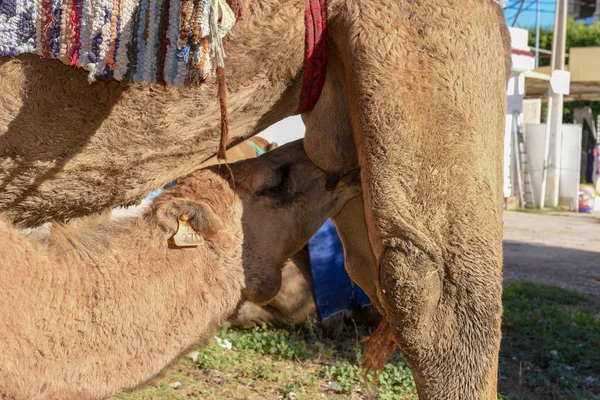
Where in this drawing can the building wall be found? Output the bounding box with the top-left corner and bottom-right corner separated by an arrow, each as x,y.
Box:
505,72 -> 527,199
505,27 -> 535,202
258,116 -> 306,146
568,0 -> 599,21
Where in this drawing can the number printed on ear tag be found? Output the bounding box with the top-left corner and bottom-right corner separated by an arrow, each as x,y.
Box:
169,215 -> 205,249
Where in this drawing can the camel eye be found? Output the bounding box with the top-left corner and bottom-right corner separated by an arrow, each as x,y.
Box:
256,164 -> 292,201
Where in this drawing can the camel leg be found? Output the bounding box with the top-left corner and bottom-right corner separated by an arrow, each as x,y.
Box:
330,196 -> 382,311
226,302 -> 288,328
331,0 -> 510,398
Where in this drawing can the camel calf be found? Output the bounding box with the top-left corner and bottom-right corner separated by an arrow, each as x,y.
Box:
0,140 -> 360,400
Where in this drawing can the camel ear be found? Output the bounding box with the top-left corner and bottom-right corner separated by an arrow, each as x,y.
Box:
151,198 -> 223,238
267,142 -> 278,151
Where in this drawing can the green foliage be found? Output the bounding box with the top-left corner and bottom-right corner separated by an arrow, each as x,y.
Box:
197,325 -> 419,399
515,206 -> 568,214
526,19 -> 600,124
527,19 -> 600,67
218,325 -> 312,361
221,325 -> 418,398
321,353 -> 416,399
500,282 -> 600,399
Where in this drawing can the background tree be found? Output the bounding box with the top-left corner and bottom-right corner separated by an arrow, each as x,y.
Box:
527,19 -> 599,184
529,19 -> 600,67
527,19 -> 600,123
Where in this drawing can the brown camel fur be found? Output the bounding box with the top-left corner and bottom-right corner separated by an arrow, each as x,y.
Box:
198,139 -> 380,335
209,139 -> 379,334
0,141 -> 361,400
0,0 -> 307,228
0,1 -> 510,398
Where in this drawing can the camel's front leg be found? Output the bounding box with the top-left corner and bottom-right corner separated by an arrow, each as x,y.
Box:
329,195 -> 382,310
332,0 -> 510,398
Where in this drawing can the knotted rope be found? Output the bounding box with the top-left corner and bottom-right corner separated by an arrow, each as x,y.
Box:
214,0 -> 237,161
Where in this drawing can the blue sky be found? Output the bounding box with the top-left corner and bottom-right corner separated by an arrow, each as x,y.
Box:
504,1 -> 557,28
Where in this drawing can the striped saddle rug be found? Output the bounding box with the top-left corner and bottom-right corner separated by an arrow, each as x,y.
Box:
0,0 -> 236,86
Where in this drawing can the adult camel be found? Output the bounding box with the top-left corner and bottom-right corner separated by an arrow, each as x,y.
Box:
0,0 -> 510,398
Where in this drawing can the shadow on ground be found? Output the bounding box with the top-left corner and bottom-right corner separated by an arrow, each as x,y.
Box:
503,241 -> 600,301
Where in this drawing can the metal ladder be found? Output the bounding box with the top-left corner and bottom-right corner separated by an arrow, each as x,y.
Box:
512,112 -> 536,208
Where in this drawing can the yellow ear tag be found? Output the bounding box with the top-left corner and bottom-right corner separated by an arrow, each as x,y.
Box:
169,215 -> 205,249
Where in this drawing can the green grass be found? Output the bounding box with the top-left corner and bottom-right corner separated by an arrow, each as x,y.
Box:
514,206 -> 568,214
200,325 -> 417,399
114,282 -> 599,399
114,323 -> 417,399
499,282 -> 600,399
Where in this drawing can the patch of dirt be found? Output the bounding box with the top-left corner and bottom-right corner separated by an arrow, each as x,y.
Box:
503,211 -> 600,302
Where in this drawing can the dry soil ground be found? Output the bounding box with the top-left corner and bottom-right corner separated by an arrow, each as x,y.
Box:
503,211 -> 600,301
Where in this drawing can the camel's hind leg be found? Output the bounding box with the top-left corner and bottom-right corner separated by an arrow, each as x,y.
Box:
333,0 -> 510,398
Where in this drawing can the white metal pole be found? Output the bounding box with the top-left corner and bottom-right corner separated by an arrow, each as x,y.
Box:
540,96 -> 553,208
535,0 -> 541,68
540,0 -> 568,208
550,0 -> 568,207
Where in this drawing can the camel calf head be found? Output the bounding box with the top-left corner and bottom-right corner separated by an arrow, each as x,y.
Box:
152,140 -> 361,304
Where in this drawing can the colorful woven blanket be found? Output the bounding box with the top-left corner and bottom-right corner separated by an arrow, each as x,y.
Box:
0,0 -> 235,86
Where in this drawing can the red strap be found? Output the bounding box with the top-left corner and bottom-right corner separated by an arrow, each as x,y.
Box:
295,0 -> 328,115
